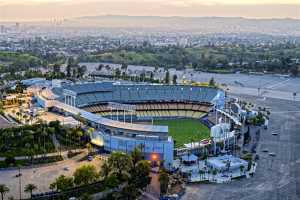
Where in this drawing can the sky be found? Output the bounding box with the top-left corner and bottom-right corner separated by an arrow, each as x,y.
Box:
0,0 -> 299,21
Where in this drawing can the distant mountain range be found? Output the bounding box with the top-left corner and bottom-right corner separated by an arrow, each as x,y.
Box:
65,15 -> 300,36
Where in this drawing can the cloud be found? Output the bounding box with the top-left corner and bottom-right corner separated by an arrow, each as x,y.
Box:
0,0 -> 299,21
1,0 -> 300,5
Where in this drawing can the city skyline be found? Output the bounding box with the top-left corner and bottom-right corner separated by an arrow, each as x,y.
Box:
0,0 -> 299,21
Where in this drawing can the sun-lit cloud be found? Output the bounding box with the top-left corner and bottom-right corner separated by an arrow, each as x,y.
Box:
1,0 -> 300,5
0,0 -> 299,21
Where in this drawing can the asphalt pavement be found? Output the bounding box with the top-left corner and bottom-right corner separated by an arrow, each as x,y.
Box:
182,95 -> 300,200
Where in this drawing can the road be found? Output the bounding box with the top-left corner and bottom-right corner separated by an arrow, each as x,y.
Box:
0,115 -> 16,128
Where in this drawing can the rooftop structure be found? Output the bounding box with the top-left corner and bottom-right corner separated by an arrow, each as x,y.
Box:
207,155 -> 248,171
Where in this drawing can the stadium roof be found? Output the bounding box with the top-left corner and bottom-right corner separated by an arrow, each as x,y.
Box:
63,82 -> 113,95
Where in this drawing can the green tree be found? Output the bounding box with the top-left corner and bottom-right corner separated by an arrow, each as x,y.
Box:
80,193 -> 92,200
0,101 -> 3,114
198,170 -> 204,179
240,165 -> 245,175
130,147 -> 143,167
150,72 -> 154,81
0,184 -> 9,200
209,77 -> 216,87
115,68 -> 121,78
24,184 -> 37,199
290,66 -> 299,77
15,81 -> 25,93
53,64 -> 61,74
86,143 -> 93,155
100,161 -> 110,180
293,92 -> 297,101
172,74 -> 178,85
86,128 -> 94,137
158,169 -> 169,196
50,175 -> 74,191
121,63 -> 128,70
66,57 -> 75,78
97,64 -> 104,71
66,64 -> 72,77
140,72 -> 146,82
73,164 -> 99,186
77,65 -> 87,78
108,151 -> 132,180
133,160 -> 151,190
165,70 -> 170,84
212,169 -> 218,179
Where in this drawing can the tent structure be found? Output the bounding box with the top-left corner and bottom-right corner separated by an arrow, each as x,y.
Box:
181,154 -> 198,165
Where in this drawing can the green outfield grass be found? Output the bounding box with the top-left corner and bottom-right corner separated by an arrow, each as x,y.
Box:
153,119 -> 210,148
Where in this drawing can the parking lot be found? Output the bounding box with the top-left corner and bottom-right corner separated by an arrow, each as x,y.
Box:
182,95 -> 300,200
0,154 -> 103,200
0,115 -> 15,128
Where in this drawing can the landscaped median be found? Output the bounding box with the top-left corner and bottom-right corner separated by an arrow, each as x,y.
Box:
0,121 -> 89,168
0,155 -> 63,169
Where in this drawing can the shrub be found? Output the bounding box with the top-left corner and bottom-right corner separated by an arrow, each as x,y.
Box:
5,155 -> 16,166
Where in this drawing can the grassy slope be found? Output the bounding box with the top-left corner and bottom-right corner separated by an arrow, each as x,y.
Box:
86,46 -> 300,70
0,51 -> 40,63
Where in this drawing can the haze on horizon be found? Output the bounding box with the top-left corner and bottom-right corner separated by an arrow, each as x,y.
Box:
0,0 -> 299,21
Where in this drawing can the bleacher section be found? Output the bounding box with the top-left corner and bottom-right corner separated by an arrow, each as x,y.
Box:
83,102 -> 210,119
60,83 -> 223,108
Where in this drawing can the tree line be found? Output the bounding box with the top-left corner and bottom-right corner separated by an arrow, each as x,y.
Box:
80,44 -> 300,76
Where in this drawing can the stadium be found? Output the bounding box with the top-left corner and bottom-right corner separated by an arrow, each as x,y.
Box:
36,82 -> 225,168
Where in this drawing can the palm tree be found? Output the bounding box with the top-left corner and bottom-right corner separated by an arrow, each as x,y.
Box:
138,143 -> 145,155
207,169 -> 211,180
22,114 -> 26,123
76,130 -> 83,149
16,111 -> 21,120
212,169 -> 218,181
240,165 -> 245,176
198,170 -> 204,180
41,128 -> 48,158
24,184 -> 37,199
293,92 -> 297,101
0,184 -> 9,200
86,143 -> 93,155
131,148 -> 143,167
158,170 -> 169,196
86,128 -> 94,137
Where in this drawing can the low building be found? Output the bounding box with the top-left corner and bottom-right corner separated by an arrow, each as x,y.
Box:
206,155 -> 248,172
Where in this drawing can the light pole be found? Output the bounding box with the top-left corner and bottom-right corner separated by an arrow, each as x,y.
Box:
293,92 -> 297,101
18,166 -> 22,200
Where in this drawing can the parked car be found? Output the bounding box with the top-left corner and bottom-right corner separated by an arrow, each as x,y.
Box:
87,155 -> 93,161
